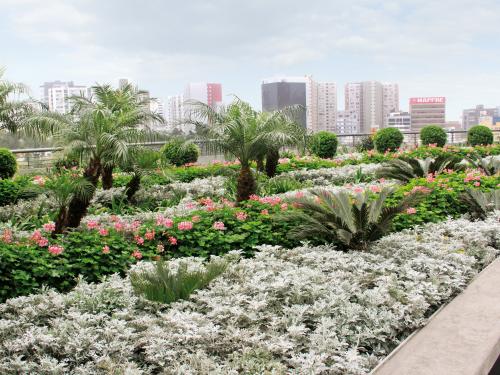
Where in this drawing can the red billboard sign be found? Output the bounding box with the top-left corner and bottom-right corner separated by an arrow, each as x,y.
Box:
409,97 -> 446,105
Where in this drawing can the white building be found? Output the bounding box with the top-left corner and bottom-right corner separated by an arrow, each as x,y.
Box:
336,109 -> 359,135
317,82 -> 337,132
166,94 -> 185,132
387,111 -> 411,131
40,81 -> 91,114
344,81 -> 399,134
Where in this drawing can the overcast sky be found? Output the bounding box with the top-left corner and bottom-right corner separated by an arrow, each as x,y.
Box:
2,0 -> 500,120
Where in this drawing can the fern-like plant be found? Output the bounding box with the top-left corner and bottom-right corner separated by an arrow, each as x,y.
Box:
376,156 -> 456,183
460,189 -> 500,220
284,188 -> 424,250
130,258 -> 228,304
458,155 -> 500,176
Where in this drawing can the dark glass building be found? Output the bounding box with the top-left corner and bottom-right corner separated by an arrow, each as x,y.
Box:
261,81 -> 307,128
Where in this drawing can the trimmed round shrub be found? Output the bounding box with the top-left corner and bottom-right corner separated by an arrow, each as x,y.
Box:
356,135 -> 374,152
0,148 -> 17,179
420,125 -> 447,147
373,128 -> 404,152
161,139 -> 200,166
309,131 -> 338,158
467,125 -> 493,146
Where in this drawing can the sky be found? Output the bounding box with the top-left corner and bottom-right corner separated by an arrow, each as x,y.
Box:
2,0 -> 500,120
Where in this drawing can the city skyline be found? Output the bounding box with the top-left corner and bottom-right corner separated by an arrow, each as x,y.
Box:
2,0 -> 500,121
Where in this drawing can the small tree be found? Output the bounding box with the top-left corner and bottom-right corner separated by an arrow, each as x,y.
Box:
0,148 -> 17,179
373,128 -> 404,152
161,138 -> 200,166
122,148 -> 161,202
467,125 -> 493,146
420,125 -> 447,147
309,131 -> 338,158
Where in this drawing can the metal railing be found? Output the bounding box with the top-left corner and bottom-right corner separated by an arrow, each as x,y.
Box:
8,130 -> 500,170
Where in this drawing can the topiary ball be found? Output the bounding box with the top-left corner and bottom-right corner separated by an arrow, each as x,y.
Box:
0,148 -> 17,179
309,131 -> 338,158
467,125 -> 493,146
373,128 -> 404,152
420,125 -> 447,147
161,139 -> 200,166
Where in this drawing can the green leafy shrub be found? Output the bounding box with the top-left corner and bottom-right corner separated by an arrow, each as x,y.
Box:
373,128 -> 404,152
420,125 -> 447,147
467,125 -> 494,146
0,148 -> 17,179
130,257 -> 228,304
161,139 -> 200,166
356,136 -> 375,152
309,131 -> 338,158
52,156 -> 79,172
0,179 -> 21,206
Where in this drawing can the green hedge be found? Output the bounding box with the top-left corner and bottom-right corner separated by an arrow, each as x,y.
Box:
420,125 -> 447,147
467,125 -> 494,146
309,131 -> 338,158
0,148 -> 17,179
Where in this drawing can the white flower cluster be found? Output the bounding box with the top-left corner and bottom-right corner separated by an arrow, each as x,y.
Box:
1,213 -> 498,374
282,163 -> 382,186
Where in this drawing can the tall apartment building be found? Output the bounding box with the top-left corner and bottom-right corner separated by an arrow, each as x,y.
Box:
409,97 -> 446,130
261,76 -> 337,132
184,83 -> 222,108
462,105 -> 500,130
40,81 -> 91,114
344,81 -> 399,134
336,110 -> 359,134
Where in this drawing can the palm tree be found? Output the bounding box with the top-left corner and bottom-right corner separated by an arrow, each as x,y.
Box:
23,87 -> 158,230
70,83 -> 163,189
376,156 -> 457,183
186,98 -> 305,201
121,147 -> 161,202
0,68 -> 36,133
460,189 -> 500,220
283,187 -> 424,250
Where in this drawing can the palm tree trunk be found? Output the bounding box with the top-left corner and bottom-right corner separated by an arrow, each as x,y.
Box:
53,206 -> 67,237
256,156 -> 265,172
265,149 -> 280,178
101,165 -> 114,190
125,174 -> 141,203
236,164 -> 256,203
64,158 -> 100,229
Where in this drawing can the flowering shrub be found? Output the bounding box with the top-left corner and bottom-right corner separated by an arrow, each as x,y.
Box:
0,214 -> 498,373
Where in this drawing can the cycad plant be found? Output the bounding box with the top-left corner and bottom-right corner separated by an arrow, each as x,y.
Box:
0,68 -> 36,133
458,155 -> 500,176
460,189 -> 500,220
284,188 -> 424,250
186,98 -> 305,201
130,258 -> 228,305
121,148 -> 161,202
376,156 -> 456,183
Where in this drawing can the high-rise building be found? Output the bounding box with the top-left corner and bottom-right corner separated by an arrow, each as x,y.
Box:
166,94 -> 185,131
387,111 -> 411,131
409,97 -> 446,130
40,81 -> 91,114
336,110 -> 359,135
344,81 -> 399,133
261,76 -> 337,132
462,105 -> 500,130
184,82 -> 222,108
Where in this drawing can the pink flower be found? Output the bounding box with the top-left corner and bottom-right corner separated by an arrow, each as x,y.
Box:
278,157 -> 290,164
280,203 -> 288,211
30,229 -> 42,242
178,221 -> 193,230
353,186 -> 364,193
378,178 -> 386,183
249,194 -> 260,201
1,229 -> 13,244
132,250 -> 142,259
369,185 -> 381,193
32,175 -> 46,186
48,245 -> 64,255
86,220 -> 99,230
426,173 -> 435,183
474,181 -> 480,187
406,207 -> 417,215
102,245 -> 110,254
42,222 -> 56,232
134,236 -> 144,245
295,191 -> 304,198
235,211 -> 247,221
186,202 -> 197,209
114,221 -> 124,231
131,220 -> 141,231
168,236 -> 177,245
99,228 -> 109,236
192,215 -> 201,222
213,221 -> 226,230
156,215 -> 166,226
157,243 -> 165,252
145,230 -> 155,240
260,209 -> 269,215
37,237 -> 49,247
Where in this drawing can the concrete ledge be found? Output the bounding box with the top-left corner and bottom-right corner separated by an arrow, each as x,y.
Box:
372,257 -> 500,375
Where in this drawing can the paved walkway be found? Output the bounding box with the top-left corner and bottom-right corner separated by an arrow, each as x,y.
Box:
372,257 -> 500,375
